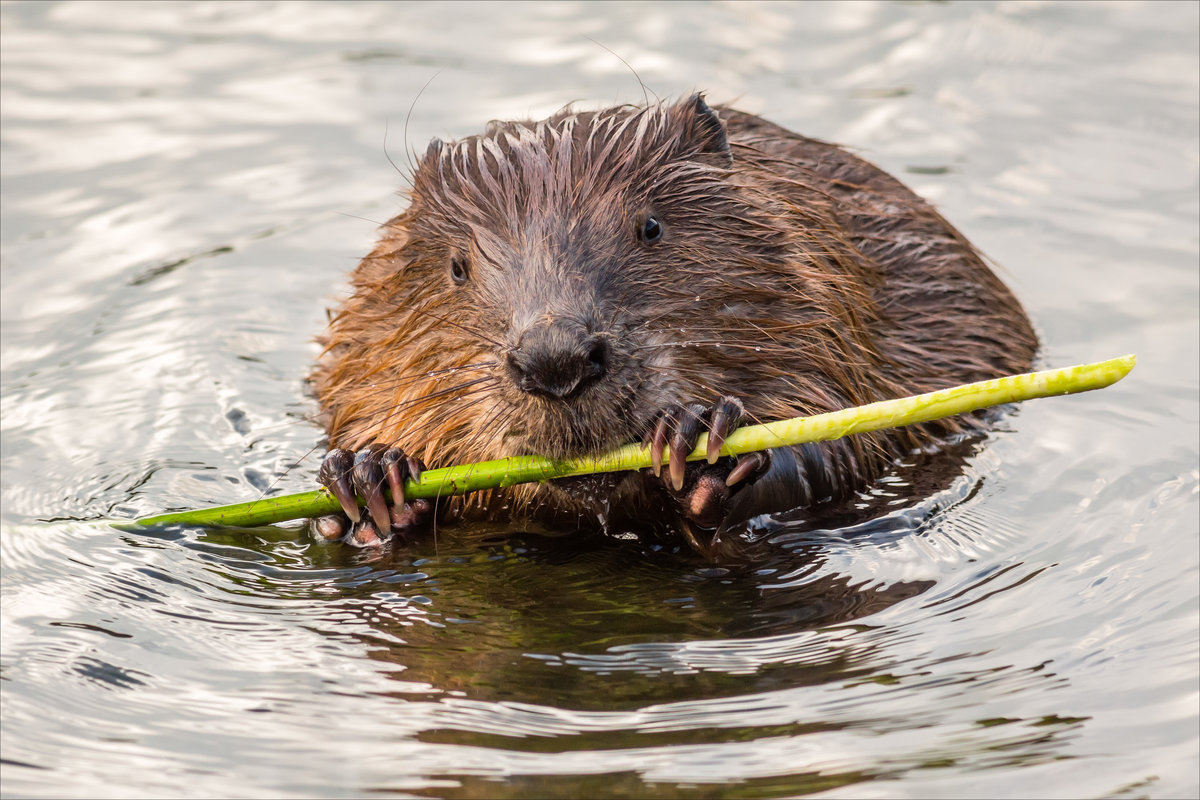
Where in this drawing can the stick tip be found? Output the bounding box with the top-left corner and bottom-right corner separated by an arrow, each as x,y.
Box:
1110,353 -> 1137,379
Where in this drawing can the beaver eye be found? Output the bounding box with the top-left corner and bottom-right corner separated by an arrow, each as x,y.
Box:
450,255 -> 470,285
638,216 -> 663,245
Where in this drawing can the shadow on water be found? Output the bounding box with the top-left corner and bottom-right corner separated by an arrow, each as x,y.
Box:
135,439 -> 1001,711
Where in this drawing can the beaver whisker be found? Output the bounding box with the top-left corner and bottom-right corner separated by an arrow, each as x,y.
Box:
454,398 -> 519,463
629,340 -> 799,352
375,375 -> 497,410
334,362 -> 498,389
393,388 -> 502,446
637,318 -> 826,332
407,396 -> 502,458
341,378 -> 500,441
376,297 -> 504,349
343,361 -> 499,393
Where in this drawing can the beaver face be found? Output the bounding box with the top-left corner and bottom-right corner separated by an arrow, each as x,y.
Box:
399,95 -> 774,460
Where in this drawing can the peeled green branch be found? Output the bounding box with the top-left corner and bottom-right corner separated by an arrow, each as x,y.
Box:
128,354 -> 1135,530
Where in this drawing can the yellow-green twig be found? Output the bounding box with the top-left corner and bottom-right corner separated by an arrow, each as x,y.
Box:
129,354 -> 1135,530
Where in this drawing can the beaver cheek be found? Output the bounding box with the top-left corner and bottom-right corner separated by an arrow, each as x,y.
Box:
685,472 -> 733,530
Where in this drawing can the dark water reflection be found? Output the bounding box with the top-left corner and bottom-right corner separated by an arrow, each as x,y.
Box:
2,1 -> 1197,798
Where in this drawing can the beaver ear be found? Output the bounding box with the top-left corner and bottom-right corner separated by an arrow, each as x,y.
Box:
678,93 -> 732,168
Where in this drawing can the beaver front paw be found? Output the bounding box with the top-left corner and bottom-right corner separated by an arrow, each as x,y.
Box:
313,444 -> 432,546
645,395 -> 772,533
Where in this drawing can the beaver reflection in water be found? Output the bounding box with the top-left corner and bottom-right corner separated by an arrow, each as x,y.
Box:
309,94 -> 1037,556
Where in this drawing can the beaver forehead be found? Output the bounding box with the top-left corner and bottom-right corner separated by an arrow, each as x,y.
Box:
413,105 -> 719,236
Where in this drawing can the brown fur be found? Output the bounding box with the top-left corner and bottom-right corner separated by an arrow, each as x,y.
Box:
311,94 -> 1037,535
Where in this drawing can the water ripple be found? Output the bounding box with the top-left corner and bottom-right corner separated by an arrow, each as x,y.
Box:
2,1 -> 1197,798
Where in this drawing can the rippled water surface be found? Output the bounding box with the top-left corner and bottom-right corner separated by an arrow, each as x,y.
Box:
2,2 -> 1197,797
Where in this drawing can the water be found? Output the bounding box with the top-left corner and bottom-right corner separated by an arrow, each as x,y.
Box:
2,1 -> 1197,797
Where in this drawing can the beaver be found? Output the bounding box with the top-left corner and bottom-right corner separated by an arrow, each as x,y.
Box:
309,93 -> 1037,556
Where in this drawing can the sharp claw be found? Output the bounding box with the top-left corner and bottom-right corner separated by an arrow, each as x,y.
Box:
725,458 -> 754,487
706,412 -> 727,464
352,447 -> 391,535
726,452 -> 768,487
319,449 -> 361,523
667,404 -> 706,491
669,438 -> 687,491
708,397 -> 744,464
650,415 -> 670,477
364,482 -> 391,535
670,461 -> 686,492
381,447 -> 406,508
329,475 -> 360,523
406,455 -> 424,483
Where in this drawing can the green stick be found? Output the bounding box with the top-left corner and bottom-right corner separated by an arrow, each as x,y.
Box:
129,354 -> 1135,530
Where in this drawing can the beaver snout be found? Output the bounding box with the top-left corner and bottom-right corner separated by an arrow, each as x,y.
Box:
504,324 -> 610,400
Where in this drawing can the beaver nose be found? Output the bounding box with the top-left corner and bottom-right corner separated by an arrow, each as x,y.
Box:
506,327 -> 609,399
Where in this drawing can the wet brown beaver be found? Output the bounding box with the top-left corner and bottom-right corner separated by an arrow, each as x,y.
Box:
310,93 -> 1037,556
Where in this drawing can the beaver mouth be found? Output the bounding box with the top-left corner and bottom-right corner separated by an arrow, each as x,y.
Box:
502,374 -> 647,460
